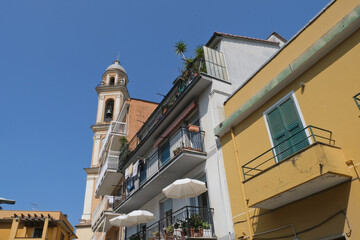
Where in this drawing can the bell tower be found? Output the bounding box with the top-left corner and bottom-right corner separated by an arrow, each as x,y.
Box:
77,60 -> 130,239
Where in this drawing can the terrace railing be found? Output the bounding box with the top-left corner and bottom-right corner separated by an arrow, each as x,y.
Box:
99,121 -> 127,162
115,127 -> 205,209
242,125 -> 335,180
126,206 -> 215,240
91,195 -> 115,227
95,155 -> 121,192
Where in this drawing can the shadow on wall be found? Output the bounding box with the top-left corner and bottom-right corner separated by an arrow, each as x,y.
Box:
251,181 -> 351,240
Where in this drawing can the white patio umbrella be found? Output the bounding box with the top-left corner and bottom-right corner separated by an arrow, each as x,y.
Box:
126,210 -> 156,224
109,215 -> 136,227
162,178 -> 207,199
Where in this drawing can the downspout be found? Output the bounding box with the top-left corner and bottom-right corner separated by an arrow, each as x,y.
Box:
230,128 -> 253,239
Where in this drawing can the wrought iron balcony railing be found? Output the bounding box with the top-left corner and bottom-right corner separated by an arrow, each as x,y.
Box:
354,92 -> 360,111
126,206 -> 215,240
115,127 -> 205,209
242,125 -> 335,180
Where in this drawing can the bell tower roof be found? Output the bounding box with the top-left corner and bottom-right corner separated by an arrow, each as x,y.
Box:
105,60 -> 126,73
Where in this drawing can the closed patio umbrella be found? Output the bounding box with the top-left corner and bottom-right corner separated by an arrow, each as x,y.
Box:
162,178 -> 207,199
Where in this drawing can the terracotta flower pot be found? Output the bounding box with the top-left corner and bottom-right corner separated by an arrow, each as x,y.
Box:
188,124 -> 200,132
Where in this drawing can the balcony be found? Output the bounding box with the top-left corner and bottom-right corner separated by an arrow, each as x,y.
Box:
242,126 -> 351,209
115,128 -> 206,213
91,196 -> 120,231
126,206 -> 216,240
95,155 -> 123,197
98,121 -> 127,163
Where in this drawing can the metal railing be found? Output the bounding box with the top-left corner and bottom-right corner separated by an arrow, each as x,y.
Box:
126,206 -> 215,240
95,155 -> 121,193
115,127 -> 205,210
91,195 -> 116,227
242,125 -> 335,180
354,92 -> 360,111
99,121 -> 127,164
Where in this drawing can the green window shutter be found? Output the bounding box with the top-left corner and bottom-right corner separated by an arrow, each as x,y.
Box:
279,98 -> 309,153
267,107 -> 292,161
266,96 -> 309,162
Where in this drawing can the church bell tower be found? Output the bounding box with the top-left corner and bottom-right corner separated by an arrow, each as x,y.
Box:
77,60 -> 130,239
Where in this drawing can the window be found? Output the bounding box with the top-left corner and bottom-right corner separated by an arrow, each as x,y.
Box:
33,228 -> 43,238
60,233 -> 65,240
104,99 -> 114,122
265,94 -> 309,162
110,77 -> 115,86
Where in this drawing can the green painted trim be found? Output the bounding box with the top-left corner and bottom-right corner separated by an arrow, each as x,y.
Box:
215,4 -> 360,137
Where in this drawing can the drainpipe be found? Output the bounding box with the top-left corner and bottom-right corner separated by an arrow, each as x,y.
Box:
230,128 -> 254,239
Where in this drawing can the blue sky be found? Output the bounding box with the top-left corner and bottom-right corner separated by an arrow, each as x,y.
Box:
0,0 -> 330,228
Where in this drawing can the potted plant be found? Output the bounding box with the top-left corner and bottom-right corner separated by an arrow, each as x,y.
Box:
188,214 -> 204,237
202,222 -> 212,237
166,225 -> 174,236
152,231 -> 159,237
161,104 -> 169,114
173,147 -> 182,156
187,124 -> 200,132
173,221 -> 182,237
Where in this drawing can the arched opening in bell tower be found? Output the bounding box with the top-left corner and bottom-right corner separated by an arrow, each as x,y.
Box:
104,99 -> 114,122
110,77 -> 115,86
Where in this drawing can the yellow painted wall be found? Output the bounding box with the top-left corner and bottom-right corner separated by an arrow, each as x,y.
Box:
0,211 -> 76,240
220,0 -> 360,239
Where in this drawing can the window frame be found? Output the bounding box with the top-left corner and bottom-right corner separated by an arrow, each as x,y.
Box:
263,91 -> 311,163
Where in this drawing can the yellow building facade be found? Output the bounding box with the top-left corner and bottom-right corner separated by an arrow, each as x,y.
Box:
215,0 -> 360,239
0,211 -> 76,240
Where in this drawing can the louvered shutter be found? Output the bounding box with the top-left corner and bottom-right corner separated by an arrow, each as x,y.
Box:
267,107 -> 292,161
279,98 -> 309,153
203,46 -> 228,81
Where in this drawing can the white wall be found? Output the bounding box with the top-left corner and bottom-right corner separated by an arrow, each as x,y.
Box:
197,82 -> 234,240
220,38 -> 280,92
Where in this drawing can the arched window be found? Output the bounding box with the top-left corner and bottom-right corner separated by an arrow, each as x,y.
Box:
110,77 -> 115,86
104,99 -> 114,122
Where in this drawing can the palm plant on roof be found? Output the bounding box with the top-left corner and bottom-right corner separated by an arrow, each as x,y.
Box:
195,45 -> 204,59
174,40 -> 188,60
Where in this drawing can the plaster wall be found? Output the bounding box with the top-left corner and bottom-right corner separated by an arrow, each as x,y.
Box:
126,99 -> 158,142
219,38 -> 280,92
197,83 -> 234,240
75,227 -> 93,240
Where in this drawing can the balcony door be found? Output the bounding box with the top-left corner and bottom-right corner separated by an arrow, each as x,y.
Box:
160,141 -> 170,166
160,198 -> 172,229
266,95 -> 309,162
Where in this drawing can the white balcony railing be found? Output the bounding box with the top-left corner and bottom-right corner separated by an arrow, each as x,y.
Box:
95,155 -> 120,194
98,121 -> 126,163
91,195 -> 114,227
